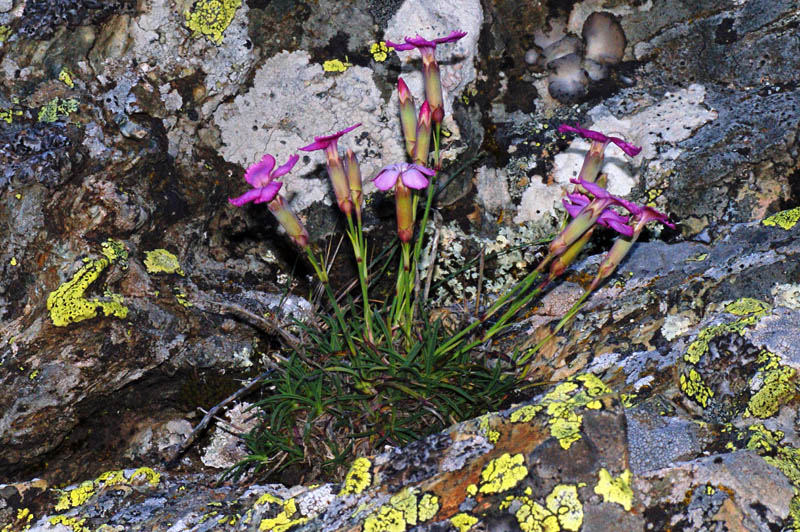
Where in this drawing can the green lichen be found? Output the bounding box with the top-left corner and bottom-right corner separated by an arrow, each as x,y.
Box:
0,25 -> 11,43
450,513 -> 479,532
478,453 -> 528,494
258,498 -> 308,532
339,457 -> 372,495
144,249 -> 184,276
594,468 -> 633,511
762,206 -> 800,230
46,239 -> 129,327
417,493 -> 439,522
184,0 -> 241,45
0,107 -> 22,124
38,97 -> 78,123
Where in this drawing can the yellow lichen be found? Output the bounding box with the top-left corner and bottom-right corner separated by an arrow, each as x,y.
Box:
478,453 -> 528,494
466,484 -> 477,497
38,97 -> 78,123
594,468 -> 633,511
0,107 -> 22,124
450,513 -> 478,532
339,457 -> 372,495
746,351 -> 796,419
144,249 -> 185,276
129,467 -> 161,486
680,368 -> 714,408
174,289 -> 193,308
184,0 -> 241,45
510,404 -> 542,423
49,516 -> 90,532
259,498 -> 308,532
725,297 -> 770,316
417,493 -> 439,522
762,206 -> 800,230
0,25 -> 11,43
546,484 -> 583,531
500,484 -> 583,532
54,480 -> 96,511
363,506 -> 406,532
59,68 -> 75,88
255,492 -> 284,506
478,414 -> 500,443
323,59 -> 350,72
370,41 -> 390,61
46,240 -> 129,327
96,470 -> 127,486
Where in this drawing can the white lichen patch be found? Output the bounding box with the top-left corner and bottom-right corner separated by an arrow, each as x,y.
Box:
553,84 -> 717,198
385,0 -> 482,119
475,166 -> 512,217
661,312 -> 696,341
514,174 -> 565,224
771,283 -> 800,310
420,221 -> 547,306
201,402 -> 258,469
213,50 -> 405,212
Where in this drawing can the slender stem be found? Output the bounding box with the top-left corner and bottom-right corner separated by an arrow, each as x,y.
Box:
306,249 -> 357,356
346,213 -> 373,342
517,289 -> 593,366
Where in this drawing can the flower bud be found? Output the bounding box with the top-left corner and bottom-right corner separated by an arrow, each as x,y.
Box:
398,78 -> 417,159
268,195 -> 309,248
345,149 -> 363,219
414,101 -> 432,166
395,180 -> 414,243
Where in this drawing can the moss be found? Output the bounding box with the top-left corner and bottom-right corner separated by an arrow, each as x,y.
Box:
762,206 -> 800,230
339,457 -> 372,495
478,453 -> 528,494
54,480 -> 96,511
38,97 -> 78,123
144,249 -> 184,276
450,513 -> 479,532
184,0 -> 241,45
258,498 -> 308,532
594,468 -> 634,511
46,239 -> 129,327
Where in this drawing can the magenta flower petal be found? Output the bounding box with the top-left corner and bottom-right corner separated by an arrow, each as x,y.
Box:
604,217 -> 634,237
573,178 -> 610,199
299,124 -> 361,151
373,165 -> 401,191
271,154 -> 300,179
245,154 -> 277,188
385,39 -> 415,51
434,30 -> 467,45
229,188 -> 264,207
609,137 -> 642,157
559,123 -> 642,158
401,167 -> 429,189
637,206 -> 676,229
252,181 -> 283,204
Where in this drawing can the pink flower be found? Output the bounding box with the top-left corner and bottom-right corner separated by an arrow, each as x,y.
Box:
385,31 -> 467,51
373,163 -> 435,191
558,123 -> 642,157
229,154 -> 299,206
563,193 -> 633,237
298,123 -> 361,152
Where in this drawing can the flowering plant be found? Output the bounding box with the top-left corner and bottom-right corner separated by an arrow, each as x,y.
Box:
225,30 -> 676,481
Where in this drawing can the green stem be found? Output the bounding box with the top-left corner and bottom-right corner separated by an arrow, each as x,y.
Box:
306,249 -> 357,357
346,213 -> 373,343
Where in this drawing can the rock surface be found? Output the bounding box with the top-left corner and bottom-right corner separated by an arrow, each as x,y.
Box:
0,0 -> 799,530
